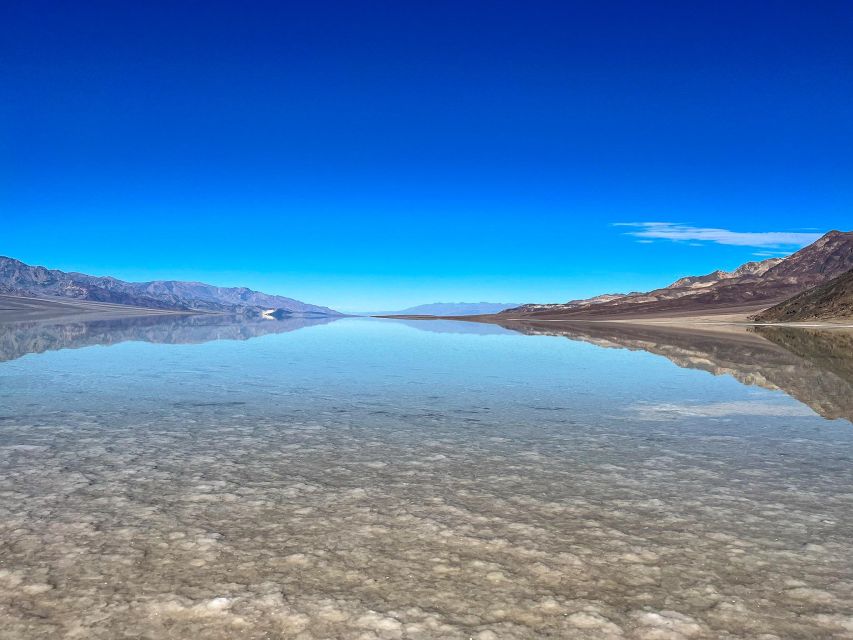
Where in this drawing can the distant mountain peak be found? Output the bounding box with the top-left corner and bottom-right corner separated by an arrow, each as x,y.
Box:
664,257 -> 784,290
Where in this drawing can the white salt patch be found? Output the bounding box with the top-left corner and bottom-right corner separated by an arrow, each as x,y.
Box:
1,444 -> 47,452
205,597 -> 231,611
21,583 -> 53,595
632,610 -> 704,639
567,611 -> 623,633
785,587 -> 835,604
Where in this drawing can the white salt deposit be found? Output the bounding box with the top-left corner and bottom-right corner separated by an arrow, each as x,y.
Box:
0,404 -> 850,639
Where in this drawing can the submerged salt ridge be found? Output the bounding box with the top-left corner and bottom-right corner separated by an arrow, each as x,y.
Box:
2,406 -> 852,639
0,318 -> 852,639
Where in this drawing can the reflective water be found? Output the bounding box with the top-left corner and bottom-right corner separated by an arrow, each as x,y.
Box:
0,315 -> 851,639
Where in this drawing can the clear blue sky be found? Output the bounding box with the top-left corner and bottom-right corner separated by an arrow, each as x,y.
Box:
3,1 -> 851,311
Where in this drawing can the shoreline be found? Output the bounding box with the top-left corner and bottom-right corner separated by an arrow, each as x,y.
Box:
375,312 -> 853,329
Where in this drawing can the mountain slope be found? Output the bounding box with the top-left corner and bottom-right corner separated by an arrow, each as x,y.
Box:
503,258 -> 784,316
500,230 -> 853,319
753,269 -> 853,322
509,293 -> 632,315
0,256 -> 340,316
666,258 -> 783,289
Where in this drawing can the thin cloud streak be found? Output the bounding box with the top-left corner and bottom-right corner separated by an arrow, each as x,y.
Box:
615,222 -> 823,248
753,250 -> 793,258
628,401 -> 816,421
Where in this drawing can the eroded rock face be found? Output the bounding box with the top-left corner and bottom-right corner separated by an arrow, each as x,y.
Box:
753,269 -> 853,322
0,256 -> 340,316
664,257 -> 784,290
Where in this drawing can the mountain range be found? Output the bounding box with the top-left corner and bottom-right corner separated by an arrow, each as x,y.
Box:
500,230 -> 853,320
4,229 -> 851,323
0,256 -> 340,316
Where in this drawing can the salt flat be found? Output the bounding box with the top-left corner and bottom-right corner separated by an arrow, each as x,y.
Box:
0,317 -> 850,639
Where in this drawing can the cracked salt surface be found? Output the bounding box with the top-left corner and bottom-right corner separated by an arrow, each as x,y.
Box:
0,318 -> 852,639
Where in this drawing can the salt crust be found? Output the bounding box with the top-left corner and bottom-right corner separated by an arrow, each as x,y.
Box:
0,407 -> 851,639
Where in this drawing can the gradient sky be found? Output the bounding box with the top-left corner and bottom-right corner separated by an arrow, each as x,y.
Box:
3,1 -> 851,311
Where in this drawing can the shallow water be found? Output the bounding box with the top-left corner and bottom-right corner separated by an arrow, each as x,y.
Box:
0,316 -> 852,639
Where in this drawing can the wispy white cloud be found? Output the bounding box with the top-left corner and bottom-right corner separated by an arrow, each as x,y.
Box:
752,250 -> 793,258
614,222 -> 823,248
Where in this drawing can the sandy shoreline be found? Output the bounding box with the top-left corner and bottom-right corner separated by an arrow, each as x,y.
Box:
376,306 -> 853,329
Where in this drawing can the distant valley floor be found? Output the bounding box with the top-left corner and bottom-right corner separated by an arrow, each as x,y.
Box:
377,301 -> 853,328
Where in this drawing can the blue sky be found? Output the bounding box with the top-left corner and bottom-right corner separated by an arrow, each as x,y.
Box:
3,1 -> 851,311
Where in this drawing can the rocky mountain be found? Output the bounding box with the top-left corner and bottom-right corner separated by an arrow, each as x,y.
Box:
507,259 -> 785,316
0,256 -> 340,316
510,293 -> 631,315
501,230 -> 853,319
753,269 -> 853,323
666,258 -> 783,289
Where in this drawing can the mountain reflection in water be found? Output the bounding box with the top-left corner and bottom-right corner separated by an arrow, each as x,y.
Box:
488,320 -> 853,423
1,313 -> 852,423
0,313 -> 338,363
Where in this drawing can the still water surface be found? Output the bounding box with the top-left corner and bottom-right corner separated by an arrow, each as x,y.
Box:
0,316 -> 851,639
